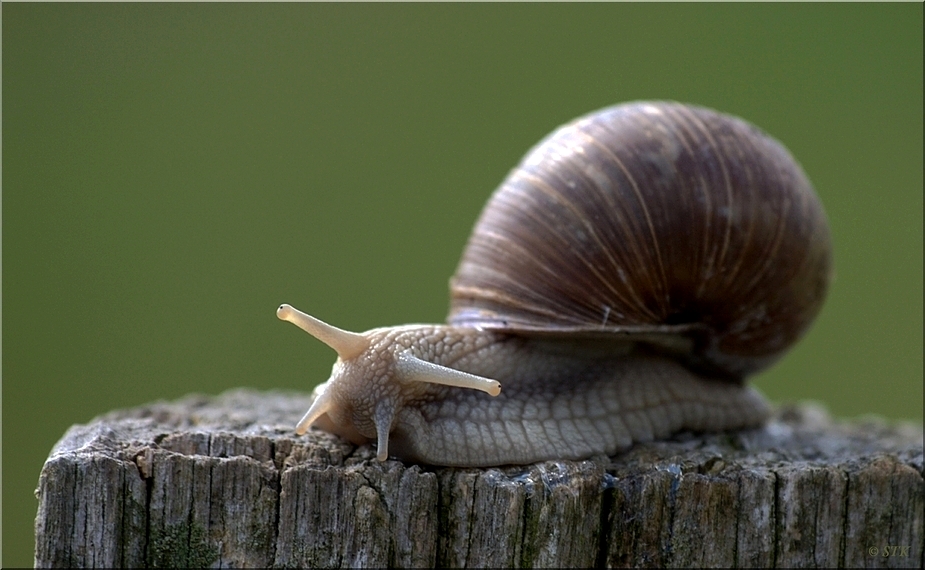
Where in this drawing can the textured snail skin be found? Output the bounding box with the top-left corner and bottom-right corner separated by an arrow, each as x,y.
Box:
279,101 -> 832,467
308,325 -> 770,467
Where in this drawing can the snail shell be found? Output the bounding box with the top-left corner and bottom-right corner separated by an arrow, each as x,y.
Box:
277,101 -> 832,467
450,101 -> 832,379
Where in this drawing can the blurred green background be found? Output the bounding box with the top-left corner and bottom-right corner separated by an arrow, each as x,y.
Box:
3,3 -> 922,565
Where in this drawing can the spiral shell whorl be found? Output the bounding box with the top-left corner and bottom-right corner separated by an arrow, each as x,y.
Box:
449,102 -> 832,378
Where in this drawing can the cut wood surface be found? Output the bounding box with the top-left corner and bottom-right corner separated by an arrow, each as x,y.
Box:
35,388 -> 923,568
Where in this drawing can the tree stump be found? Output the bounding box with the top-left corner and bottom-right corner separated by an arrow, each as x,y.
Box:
35,388 -> 923,568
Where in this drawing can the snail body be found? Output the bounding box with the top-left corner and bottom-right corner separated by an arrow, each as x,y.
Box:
278,101 -> 832,467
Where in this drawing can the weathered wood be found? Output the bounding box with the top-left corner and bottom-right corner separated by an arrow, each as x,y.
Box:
35,388 -> 923,568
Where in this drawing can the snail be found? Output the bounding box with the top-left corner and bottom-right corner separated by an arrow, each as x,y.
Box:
277,101 -> 832,467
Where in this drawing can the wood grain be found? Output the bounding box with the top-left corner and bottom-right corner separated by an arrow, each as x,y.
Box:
35,389 -> 923,568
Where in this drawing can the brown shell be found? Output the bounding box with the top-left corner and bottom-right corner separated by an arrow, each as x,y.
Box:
448,102 -> 833,378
